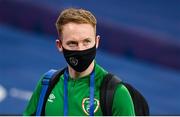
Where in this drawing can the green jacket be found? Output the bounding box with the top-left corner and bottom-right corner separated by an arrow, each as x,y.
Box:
24,63 -> 135,116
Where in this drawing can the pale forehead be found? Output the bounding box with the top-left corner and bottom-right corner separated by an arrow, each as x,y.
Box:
62,23 -> 95,41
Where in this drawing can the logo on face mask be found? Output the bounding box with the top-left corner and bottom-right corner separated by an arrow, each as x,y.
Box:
69,57 -> 78,66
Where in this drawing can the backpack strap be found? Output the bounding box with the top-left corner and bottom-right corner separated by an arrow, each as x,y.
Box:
36,69 -> 57,116
36,68 -> 66,116
100,73 -> 122,116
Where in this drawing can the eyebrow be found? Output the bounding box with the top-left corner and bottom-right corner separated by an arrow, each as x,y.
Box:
83,38 -> 91,42
66,40 -> 78,45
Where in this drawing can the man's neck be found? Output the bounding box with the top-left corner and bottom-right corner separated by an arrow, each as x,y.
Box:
68,61 -> 95,79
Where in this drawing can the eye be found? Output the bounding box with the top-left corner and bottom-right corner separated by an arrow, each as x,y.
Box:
83,39 -> 91,46
67,41 -> 78,47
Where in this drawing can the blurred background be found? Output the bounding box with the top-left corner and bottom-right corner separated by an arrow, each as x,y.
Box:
0,0 -> 180,115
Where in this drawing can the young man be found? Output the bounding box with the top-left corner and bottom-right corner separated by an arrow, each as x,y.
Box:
24,8 -> 135,116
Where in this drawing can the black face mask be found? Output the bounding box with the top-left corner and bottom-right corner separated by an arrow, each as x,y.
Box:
62,45 -> 96,72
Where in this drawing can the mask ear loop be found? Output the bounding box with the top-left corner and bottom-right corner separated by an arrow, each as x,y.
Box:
95,35 -> 100,49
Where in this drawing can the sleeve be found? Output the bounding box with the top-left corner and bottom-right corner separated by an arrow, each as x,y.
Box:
112,84 -> 135,116
23,78 -> 42,116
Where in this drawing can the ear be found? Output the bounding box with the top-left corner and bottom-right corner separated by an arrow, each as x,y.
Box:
95,35 -> 100,49
56,39 -> 63,52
